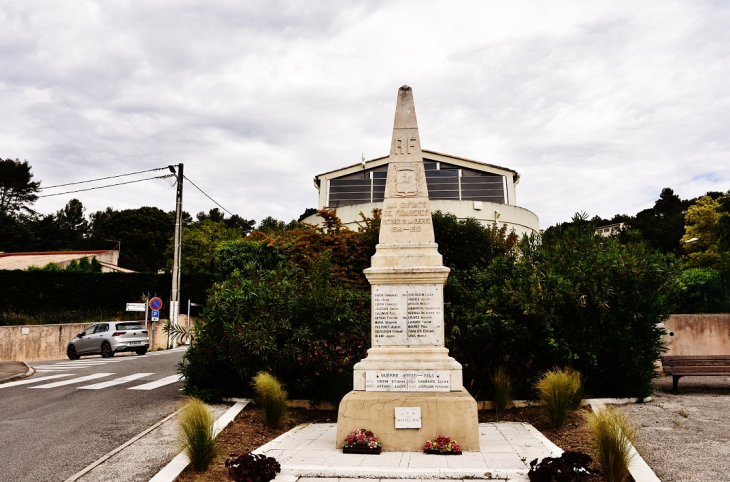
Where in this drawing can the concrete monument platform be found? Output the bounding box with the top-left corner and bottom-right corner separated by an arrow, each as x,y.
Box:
255,422 -> 561,482
337,389 -> 479,452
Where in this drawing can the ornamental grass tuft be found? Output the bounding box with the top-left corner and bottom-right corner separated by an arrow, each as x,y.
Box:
491,366 -> 513,419
535,367 -> 583,428
177,397 -> 219,471
252,371 -> 288,428
588,407 -> 636,482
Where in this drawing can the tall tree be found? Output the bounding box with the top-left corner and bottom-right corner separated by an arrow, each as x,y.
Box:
0,159 -> 40,214
88,206 -> 174,272
175,220 -> 244,273
681,195 -> 729,269
55,198 -> 89,248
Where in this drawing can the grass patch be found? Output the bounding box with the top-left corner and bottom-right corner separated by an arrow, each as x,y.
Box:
252,371 -> 288,428
491,366 -> 513,419
536,367 -> 583,428
177,397 -> 219,471
588,407 -> 636,482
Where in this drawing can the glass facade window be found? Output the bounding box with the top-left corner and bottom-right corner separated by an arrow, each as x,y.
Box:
327,160 -> 506,208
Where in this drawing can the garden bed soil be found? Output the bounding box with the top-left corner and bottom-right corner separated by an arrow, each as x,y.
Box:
480,406 -> 634,482
177,405 -> 628,482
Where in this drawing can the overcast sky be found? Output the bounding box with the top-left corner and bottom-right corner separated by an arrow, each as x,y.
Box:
2,0 -> 729,229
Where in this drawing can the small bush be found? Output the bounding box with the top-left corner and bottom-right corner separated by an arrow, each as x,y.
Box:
536,368 -> 583,428
588,407 -> 636,482
177,397 -> 218,471
226,452 -> 281,482
252,371 -> 288,428
491,366 -> 513,418
528,451 -> 593,481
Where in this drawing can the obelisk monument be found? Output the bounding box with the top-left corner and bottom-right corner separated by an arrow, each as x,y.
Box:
336,86 -> 479,452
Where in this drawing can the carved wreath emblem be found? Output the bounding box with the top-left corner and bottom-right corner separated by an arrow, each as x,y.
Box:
386,163 -> 425,198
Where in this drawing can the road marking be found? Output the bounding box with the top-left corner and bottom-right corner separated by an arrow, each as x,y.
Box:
33,367 -> 83,372
78,373 -> 155,390
30,373 -> 114,388
128,374 -> 183,390
51,362 -> 112,366
0,374 -> 73,389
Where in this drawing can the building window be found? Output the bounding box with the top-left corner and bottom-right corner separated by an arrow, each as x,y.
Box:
327,160 -> 506,208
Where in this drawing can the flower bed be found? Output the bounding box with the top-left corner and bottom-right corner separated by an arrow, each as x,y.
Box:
342,428 -> 382,454
424,436 -> 461,455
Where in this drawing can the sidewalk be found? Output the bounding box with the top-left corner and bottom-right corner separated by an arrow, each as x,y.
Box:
0,361 -> 31,383
251,422 -> 563,482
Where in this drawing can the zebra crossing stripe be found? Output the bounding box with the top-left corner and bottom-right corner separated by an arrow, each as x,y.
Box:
0,374 -> 73,389
128,374 -> 183,390
79,373 -> 155,390
30,373 -> 114,389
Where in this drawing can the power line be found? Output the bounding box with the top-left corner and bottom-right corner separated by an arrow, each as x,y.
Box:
41,167 -> 168,189
183,175 -> 234,216
37,174 -> 176,198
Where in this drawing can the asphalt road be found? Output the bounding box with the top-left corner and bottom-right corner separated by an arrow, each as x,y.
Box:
0,348 -> 188,482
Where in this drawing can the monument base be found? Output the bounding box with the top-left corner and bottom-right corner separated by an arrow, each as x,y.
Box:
336,389 -> 479,452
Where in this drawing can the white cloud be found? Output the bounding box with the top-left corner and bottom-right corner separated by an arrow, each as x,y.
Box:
1,0 -> 728,228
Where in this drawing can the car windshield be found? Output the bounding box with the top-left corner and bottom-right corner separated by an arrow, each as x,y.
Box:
82,325 -> 96,335
115,323 -> 144,331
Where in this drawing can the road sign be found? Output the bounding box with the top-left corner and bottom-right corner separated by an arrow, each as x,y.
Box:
126,302 -> 146,312
149,297 -> 163,311
151,310 -> 160,322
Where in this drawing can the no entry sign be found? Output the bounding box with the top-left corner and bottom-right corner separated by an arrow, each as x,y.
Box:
149,297 -> 163,311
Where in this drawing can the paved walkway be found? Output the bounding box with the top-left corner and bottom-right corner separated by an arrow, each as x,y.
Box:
253,423 -> 563,482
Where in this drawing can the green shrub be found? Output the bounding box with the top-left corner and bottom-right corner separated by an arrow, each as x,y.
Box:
588,407 -> 636,482
446,214 -> 682,399
536,368 -> 583,428
491,367 -> 512,418
181,257 -> 369,402
252,371 -> 289,428
177,397 -> 218,471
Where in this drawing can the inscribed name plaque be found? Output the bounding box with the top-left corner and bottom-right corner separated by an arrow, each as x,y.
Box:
365,371 -> 451,392
372,285 -> 443,346
395,407 -> 422,429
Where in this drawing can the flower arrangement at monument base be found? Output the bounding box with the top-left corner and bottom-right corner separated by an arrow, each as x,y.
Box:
341,428 -> 382,454
423,435 -> 462,455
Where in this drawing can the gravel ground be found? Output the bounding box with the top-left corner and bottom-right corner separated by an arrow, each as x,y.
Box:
618,375 -> 730,482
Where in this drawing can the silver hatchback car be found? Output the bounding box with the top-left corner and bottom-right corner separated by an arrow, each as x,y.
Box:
67,321 -> 150,359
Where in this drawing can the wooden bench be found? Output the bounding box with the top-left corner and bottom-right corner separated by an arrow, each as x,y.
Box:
661,355 -> 730,392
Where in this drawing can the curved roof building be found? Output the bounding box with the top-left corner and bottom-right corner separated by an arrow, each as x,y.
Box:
304,149 -> 539,236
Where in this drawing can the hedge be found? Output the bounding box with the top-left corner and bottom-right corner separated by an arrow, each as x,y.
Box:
0,271 -> 216,325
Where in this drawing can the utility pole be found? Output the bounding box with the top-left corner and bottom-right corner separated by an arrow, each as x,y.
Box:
169,163 -> 184,347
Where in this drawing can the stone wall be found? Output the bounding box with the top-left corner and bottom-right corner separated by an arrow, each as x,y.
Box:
0,320 -> 170,362
664,314 -> 730,356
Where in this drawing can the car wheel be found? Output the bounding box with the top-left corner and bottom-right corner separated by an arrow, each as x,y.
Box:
136,348 -> 148,355
101,341 -> 114,358
67,345 -> 80,360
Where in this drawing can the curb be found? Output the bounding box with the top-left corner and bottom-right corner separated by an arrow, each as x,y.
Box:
590,400 -> 661,482
0,362 -> 34,384
63,407 -> 186,482
149,399 -> 250,482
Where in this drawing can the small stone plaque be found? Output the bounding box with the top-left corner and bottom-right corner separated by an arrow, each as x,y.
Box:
365,370 -> 450,392
21,327 -> 30,335
395,407 -> 422,429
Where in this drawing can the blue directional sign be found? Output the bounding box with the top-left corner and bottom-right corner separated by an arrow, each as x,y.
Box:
151,310 -> 160,321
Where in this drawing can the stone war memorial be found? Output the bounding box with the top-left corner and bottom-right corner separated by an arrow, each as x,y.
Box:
336,86 -> 480,452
